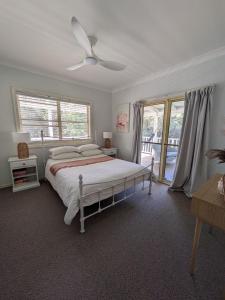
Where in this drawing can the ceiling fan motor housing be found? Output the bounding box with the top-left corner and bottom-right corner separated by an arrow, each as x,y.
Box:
85,57 -> 97,65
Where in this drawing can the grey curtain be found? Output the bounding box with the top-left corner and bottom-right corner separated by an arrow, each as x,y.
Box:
131,102 -> 144,163
170,86 -> 214,197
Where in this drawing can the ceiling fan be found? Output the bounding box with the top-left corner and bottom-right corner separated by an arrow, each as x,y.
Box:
67,16 -> 126,72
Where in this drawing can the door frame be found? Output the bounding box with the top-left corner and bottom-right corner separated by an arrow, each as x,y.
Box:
143,95 -> 184,184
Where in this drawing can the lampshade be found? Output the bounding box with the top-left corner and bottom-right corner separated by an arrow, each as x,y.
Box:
12,132 -> 30,144
103,132 -> 112,139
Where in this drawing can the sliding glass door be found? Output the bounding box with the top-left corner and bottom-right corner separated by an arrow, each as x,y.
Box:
141,98 -> 184,183
163,101 -> 184,181
141,103 -> 165,178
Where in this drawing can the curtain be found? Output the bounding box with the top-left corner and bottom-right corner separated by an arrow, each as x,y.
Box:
170,86 -> 215,197
131,102 -> 144,163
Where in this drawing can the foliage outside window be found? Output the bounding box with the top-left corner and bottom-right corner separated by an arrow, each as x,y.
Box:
15,92 -> 91,142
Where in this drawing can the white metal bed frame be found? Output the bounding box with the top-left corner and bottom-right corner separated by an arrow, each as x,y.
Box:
78,157 -> 154,233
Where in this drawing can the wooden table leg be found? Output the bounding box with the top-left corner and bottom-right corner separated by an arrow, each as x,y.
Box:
190,217 -> 202,275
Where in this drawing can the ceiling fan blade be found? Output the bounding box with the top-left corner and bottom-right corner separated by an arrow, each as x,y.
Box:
66,61 -> 86,71
71,16 -> 92,56
98,60 -> 126,71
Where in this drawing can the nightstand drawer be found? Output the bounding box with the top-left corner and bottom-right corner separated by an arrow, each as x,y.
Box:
10,159 -> 36,169
105,150 -> 116,155
101,148 -> 118,157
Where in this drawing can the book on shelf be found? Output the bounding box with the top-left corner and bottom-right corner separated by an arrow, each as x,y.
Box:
14,178 -> 29,185
13,169 -> 27,177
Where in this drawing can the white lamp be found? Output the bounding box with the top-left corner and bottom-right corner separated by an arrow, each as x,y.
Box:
12,132 -> 30,159
103,132 -> 112,148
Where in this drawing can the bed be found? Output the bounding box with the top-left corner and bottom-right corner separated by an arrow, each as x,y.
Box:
45,153 -> 154,233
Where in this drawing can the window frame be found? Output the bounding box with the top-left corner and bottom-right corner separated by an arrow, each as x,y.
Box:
11,87 -> 92,146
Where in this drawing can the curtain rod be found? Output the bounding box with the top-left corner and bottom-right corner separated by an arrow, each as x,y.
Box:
139,83 -> 216,103
184,83 -> 216,93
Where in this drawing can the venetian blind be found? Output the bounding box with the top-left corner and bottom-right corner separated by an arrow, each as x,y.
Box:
16,93 -> 91,141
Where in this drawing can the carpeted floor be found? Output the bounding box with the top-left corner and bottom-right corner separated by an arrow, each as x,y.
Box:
0,182 -> 224,300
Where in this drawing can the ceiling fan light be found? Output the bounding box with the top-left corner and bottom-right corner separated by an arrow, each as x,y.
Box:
85,57 -> 97,65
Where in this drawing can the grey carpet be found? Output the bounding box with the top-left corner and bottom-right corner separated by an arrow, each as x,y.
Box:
0,182 -> 224,300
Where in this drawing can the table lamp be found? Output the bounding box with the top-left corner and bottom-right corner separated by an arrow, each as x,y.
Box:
12,132 -> 30,159
103,132 -> 112,148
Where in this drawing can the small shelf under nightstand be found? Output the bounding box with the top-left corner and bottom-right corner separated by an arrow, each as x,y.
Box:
8,155 -> 40,192
101,147 -> 118,158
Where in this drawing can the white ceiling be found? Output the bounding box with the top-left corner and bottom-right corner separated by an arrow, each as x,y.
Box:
0,0 -> 225,92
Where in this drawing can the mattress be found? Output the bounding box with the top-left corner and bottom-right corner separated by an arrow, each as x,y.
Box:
45,154 -> 150,225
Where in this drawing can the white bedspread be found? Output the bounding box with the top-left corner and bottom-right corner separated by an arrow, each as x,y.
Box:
45,155 -> 149,225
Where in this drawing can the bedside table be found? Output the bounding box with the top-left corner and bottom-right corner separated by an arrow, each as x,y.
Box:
101,147 -> 118,158
8,155 -> 40,192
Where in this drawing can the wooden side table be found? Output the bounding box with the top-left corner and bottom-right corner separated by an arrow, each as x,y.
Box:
190,174 -> 225,274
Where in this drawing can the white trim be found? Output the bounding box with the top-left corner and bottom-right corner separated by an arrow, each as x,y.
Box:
0,61 -> 111,93
0,183 -> 12,189
2,45 -> 225,95
11,86 -> 93,106
112,45 -> 225,94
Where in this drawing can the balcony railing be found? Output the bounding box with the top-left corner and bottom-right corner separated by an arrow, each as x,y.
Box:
141,137 -> 179,154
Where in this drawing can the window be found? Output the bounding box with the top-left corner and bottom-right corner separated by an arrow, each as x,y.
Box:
14,91 -> 91,142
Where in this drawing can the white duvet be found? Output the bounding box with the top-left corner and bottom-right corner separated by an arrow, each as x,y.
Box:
45,154 -> 149,225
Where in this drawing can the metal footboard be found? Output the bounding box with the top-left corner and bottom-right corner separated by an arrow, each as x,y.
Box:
79,157 -> 154,233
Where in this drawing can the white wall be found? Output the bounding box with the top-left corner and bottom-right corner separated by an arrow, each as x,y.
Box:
2,54 -> 225,187
112,54 -> 225,177
0,65 -> 112,187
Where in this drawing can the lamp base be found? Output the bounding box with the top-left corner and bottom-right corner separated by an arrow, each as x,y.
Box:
104,138 -> 112,148
17,143 -> 29,159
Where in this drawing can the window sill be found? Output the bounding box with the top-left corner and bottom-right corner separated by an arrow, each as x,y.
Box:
28,138 -> 92,149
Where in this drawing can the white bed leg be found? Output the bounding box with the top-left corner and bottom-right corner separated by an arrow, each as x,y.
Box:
80,215 -> 85,233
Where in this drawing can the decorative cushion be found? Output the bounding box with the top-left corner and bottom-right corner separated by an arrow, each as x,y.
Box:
81,149 -> 103,157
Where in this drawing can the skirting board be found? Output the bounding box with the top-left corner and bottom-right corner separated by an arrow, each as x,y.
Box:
0,179 -> 45,189
0,183 -> 12,189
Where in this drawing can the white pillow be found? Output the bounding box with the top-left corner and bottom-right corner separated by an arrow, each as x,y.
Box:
77,144 -> 99,152
81,149 -> 103,157
49,146 -> 79,156
50,152 -> 82,160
